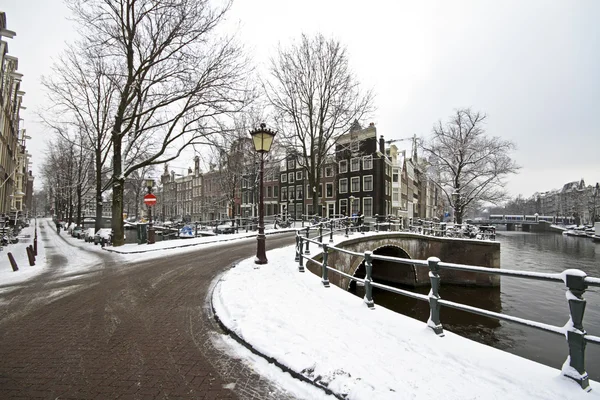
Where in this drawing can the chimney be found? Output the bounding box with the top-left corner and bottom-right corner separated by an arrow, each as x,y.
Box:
379,135 -> 385,154
194,156 -> 200,177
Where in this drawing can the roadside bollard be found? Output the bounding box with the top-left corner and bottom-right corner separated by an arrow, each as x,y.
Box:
563,270 -> 590,391
34,234 -> 38,256
427,257 -> 444,336
7,252 -> 18,271
26,246 -> 35,266
321,244 -> 330,287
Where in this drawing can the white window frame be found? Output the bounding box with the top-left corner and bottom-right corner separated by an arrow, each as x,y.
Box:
339,160 -> 348,173
350,176 -> 360,193
325,166 -> 334,177
287,159 -> 295,170
281,173 -> 287,183
339,178 -> 348,194
281,187 -> 288,201
350,157 -> 360,172
363,197 -> 373,217
363,175 -> 373,191
296,170 -> 303,181
363,155 -> 373,170
339,199 -> 348,215
325,182 -> 333,198
288,172 -> 295,183
296,185 -> 303,200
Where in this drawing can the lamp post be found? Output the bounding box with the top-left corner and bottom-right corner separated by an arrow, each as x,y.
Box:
145,179 -> 156,244
349,195 -> 355,223
593,183 -> 599,222
249,123 -> 276,264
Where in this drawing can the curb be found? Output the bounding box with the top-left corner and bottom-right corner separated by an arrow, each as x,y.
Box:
210,264 -> 346,400
102,228 -> 299,254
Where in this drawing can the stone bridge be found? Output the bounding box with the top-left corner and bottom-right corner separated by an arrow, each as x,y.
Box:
307,233 -> 500,291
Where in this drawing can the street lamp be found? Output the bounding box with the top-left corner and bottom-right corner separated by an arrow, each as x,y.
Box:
145,179 -> 156,244
249,123 -> 277,264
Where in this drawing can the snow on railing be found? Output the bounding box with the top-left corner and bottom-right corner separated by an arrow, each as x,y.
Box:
293,229 -> 599,391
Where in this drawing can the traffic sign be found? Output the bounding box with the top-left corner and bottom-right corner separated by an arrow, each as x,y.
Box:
144,193 -> 157,207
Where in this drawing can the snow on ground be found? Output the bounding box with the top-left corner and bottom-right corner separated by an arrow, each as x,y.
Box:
4,220 -> 599,399
213,242 -> 600,400
0,220 -> 47,286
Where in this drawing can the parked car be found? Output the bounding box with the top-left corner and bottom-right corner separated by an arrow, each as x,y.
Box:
84,228 -> 96,242
93,228 -> 112,245
72,226 -> 83,238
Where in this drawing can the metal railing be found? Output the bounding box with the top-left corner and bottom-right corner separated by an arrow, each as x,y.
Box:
293,228 -> 599,391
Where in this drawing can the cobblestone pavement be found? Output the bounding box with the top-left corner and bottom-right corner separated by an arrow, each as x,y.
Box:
0,224 -> 299,399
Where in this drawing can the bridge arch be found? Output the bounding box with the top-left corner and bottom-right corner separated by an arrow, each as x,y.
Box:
350,245 -> 417,290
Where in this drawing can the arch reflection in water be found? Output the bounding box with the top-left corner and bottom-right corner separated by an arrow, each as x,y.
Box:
350,245 -> 510,346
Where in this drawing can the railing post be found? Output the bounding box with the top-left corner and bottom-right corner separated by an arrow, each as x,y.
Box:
298,236 -> 305,272
363,251 -> 375,308
562,270 -> 590,391
375,214 -> 379,232
294,233 -> 300,262
321,244 -> 330,287
304,227 -> 310,254
329,220 -> 334,243
345,216 -> 349,237
427,257 -> 444,336
318,223 -> 323,243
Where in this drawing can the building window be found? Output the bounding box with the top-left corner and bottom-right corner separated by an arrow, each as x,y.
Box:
288,172 -> 295,183
339,199 -> 348,216
296,170 -> 302,181
281,173 -> 287,183
274,186 -> 278,197
351,177 -> 360,192
339,178 -> 348,194
363,175 -> 373,191
267,186 -> 272,198
393,192 -> 399,202
289,186 -> 295,200
350,157 -> 360,172
363,155 -> 373,170
393,172 -> 399,183
326,183 -> 333,198
325,166 -> 334,177
296,185 -> 303,200
281,161 -> 287,171
363,197 -> 373,217
339,160 -> 348,173
287,159 -> 295,169
281,187 -> 288,201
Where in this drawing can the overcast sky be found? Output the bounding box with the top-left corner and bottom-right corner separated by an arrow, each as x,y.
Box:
2,0 -> 599,197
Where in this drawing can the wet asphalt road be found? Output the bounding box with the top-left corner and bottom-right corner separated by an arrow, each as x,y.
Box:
0,226 -> 298,399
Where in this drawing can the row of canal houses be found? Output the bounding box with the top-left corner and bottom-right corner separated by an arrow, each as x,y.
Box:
156,121 -> 444,226
0,12 -> 34,217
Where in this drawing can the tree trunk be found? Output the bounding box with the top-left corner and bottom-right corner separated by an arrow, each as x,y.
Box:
111,123 -> 124,246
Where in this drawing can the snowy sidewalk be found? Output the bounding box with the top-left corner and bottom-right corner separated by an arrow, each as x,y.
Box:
103,226 -> 298,254
212,244 -> 600,400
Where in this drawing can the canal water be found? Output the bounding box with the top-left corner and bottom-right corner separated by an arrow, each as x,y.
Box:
352,230 -> 600,381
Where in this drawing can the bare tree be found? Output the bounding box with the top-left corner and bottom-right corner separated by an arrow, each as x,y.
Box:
41,45 -> 116,231
266,33 -> 374,216
421,108 -> 520,224
66,0 -> 251,245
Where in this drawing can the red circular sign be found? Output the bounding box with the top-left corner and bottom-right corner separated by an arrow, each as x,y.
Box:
144,193 -> 157,206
